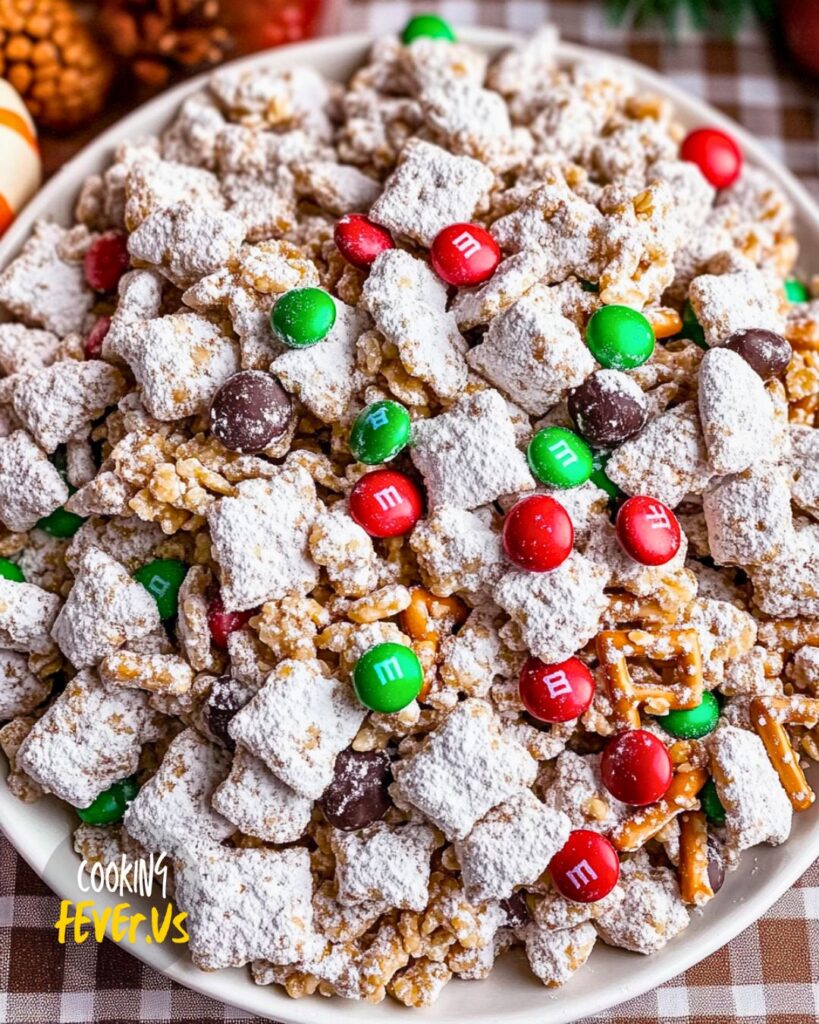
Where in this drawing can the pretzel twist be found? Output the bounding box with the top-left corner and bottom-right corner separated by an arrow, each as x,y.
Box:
596,629 -> 703,730
611,767 -> 708,852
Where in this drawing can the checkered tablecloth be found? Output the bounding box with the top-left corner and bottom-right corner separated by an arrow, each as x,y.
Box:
4,1 -> 819,1022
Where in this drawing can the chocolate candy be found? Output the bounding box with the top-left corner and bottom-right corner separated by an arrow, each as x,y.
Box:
430,223 -> 500,287
519,655 -> 595,723
616,495 -> 681,567
499,890 -> 531,928
656,691 -> 720,740
76,776 -> 138,825
585,305 -> 655,370
37,506 -> 84,538
526,426 -> 593,489
568,369 -> 648,448
549,829 -> 620,903
271,287 -> 336,348
207,594 -> 253,650
318,748 -> 392,830
349,400 -> 411,465
0,557 -> 24,582
84,315 -> 111,360
349,469 -> 423,538
401,13 -> 456,43
785,278 -> 810,303
134,558 -> 187,620
204,675 -> 247,751
502,494 -> 574,573
335,214 -> 394,270
707,841 -> 725,894
83,231 -> 129,293
601,729 -> 673,806
353,642 -> 424,713
682,299 -> 707,349
723,328 -> 792,381
680,126 -> 743,189
210,370 -> 292,453
699,777 -> 726,825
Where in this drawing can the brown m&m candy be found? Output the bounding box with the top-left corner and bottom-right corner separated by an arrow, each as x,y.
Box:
568,369 -> 648,448
209,370 -> 291,453
318,748 -> 392,830
723,328 -> 792,381
204,675 -> 248,751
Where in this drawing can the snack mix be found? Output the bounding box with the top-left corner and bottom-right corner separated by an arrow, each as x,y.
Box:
2,13 -> 819,1008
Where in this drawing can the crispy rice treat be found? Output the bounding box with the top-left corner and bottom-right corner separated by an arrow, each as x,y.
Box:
1,19 -> 818,1007
124,727 -> 235,856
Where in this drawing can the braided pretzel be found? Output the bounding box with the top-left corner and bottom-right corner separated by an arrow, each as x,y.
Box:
678,810 -> 715,906
750,695 -> 819,812
596,629 -> 703,730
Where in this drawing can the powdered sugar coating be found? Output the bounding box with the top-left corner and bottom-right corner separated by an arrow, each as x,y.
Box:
0,430 -> 69,532
411,390 -> 534,512
333,822 -> 438,911
524,920 -> 597,987
0,650 -> 51,718
51,547 -> 161,668
229,659 -> 365,799
0,577 -> 60,654
212,745 -> 312,843
17,669 -> 165,807
124,727 -> 234,855
392,698 -> 537,841
456,790 -> 571,901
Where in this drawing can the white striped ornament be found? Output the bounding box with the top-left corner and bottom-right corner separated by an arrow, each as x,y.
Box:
0,79 -> 42,238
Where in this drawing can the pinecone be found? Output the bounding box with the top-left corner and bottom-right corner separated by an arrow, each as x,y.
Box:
0,0 -> 113,131
99,0 -> 233,88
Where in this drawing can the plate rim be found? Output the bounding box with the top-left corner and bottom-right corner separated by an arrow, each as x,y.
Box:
1,25 -> 818,1024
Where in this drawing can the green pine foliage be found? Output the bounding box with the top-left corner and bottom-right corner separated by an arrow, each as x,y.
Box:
607,0 -> 774,34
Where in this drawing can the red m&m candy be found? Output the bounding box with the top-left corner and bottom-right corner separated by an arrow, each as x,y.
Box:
207,594 -> 253,650
549,830 -> 620,903
502,494 -> 574,572
519,656 -> 595,723
335,214 -> 394,270
680,127 -> 742,190
601,729 -> 673,806
83,231 -> 130,293
430,223 -> 500,287
350,469 -> 423,538
615,495 -> 681,567
84,316 -> 111,360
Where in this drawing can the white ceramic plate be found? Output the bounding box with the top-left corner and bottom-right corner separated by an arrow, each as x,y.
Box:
1,27 -> 818,1024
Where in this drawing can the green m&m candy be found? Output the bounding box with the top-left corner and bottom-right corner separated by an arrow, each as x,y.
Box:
590,450 -> 622,501
401,13 -> 456,44
271,288 -> 336,348
585,305 -> 655,370
37,507 -> 85,538
353,642 -> 423,713
77,776 -> 139,825
134,558 -> 187,620
682,300 -> 707,349
0,558 -> 24,582
699,777 -> 726,825
350,400 -> 412,465
785,278 -> 810,303
656,691 -> 720,740
527,426 -> 593,489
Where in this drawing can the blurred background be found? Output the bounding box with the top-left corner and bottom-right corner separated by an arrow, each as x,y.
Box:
0,0 -> 816,194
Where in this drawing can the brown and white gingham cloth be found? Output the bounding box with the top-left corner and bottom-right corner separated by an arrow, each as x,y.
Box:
3,2 -> 819,1021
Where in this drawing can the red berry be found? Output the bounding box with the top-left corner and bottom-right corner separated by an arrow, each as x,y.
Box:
601,729 -> 673,806
615,495 -> 681,567
84,316 -> 111,360
83,231 -> 130,292
349,469 -> 423,538
519,656 -> 595,723
502,495 -> 574,572
549,830 -> 620,903
207,595 -> 253,650
680,127 -> 742,189
430,223 -> 500,287
334,214 -> 394,270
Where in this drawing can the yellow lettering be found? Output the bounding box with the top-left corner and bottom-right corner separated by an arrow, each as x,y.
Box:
127,912 -> 146,944
151,903 -> 173,944
73,900 -> 95,944
53,900 -> 74,944
171,911 -> 189,944
110,903 -> 131,943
